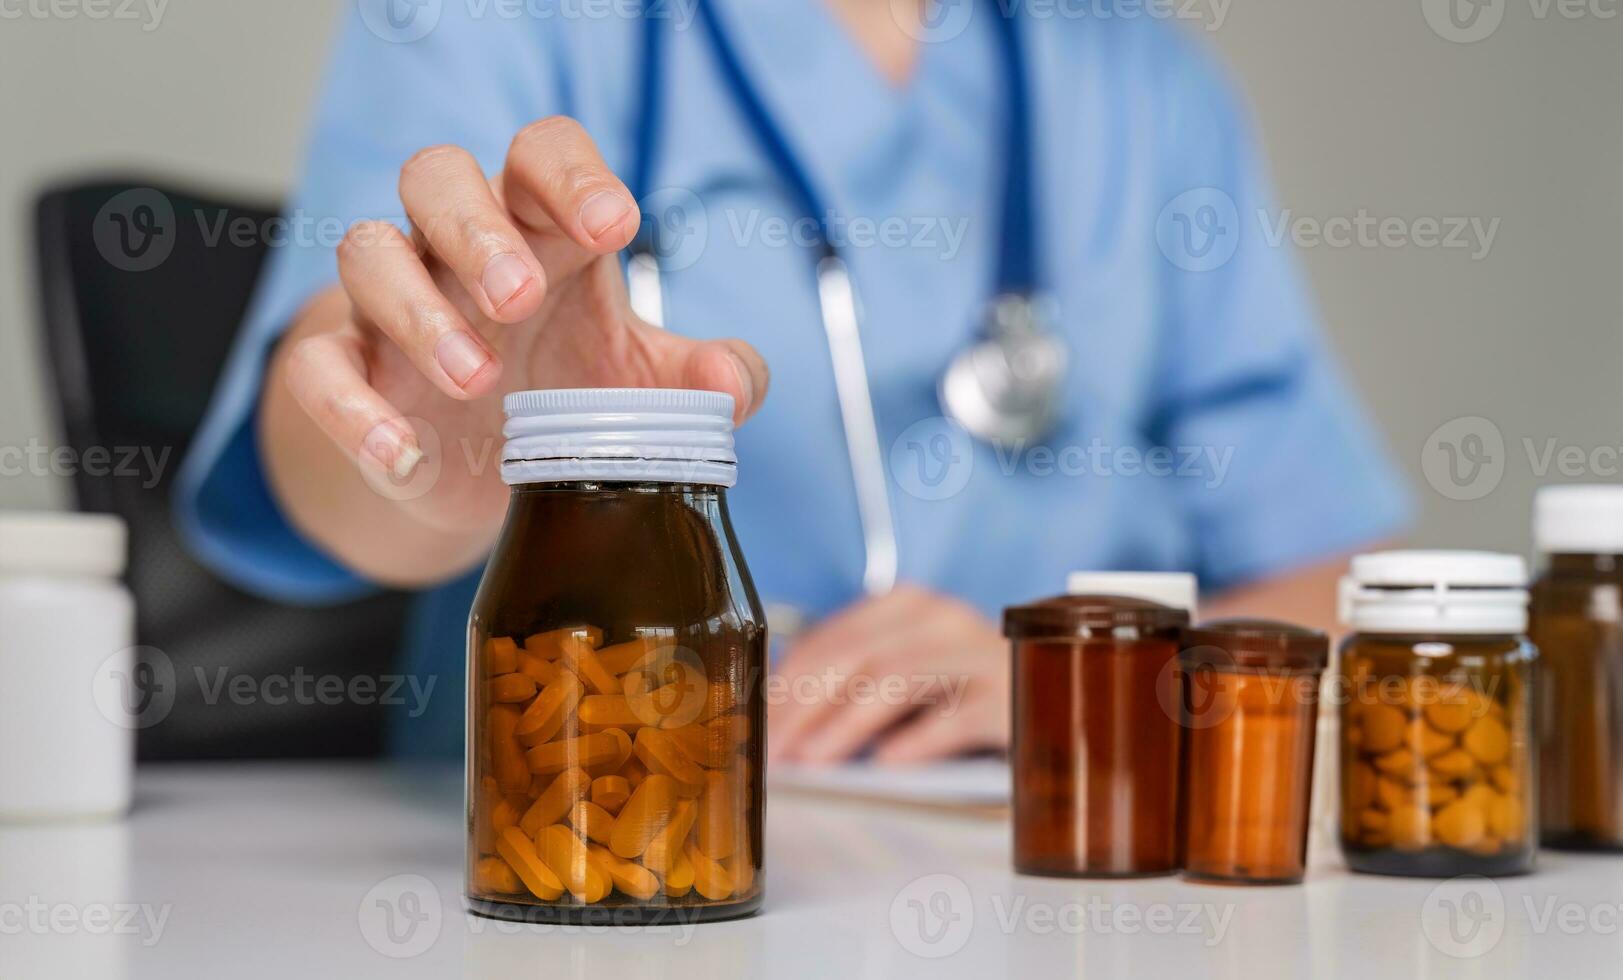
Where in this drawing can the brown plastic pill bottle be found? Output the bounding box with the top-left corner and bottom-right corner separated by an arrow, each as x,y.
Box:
1004,594 -> 1190,877
1530,486 -> 1623,851
1337,551 -> 1537,877
465,389 -> 766,925
1178,619 -> 1328,885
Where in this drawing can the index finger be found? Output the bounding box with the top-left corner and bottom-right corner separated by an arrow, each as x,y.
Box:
502,116 -> 640,252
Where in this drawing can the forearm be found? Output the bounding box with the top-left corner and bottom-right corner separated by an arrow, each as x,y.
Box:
259,287 -> 497,588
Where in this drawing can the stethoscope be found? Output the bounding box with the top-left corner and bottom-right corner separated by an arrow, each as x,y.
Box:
624,1 -> 1066,608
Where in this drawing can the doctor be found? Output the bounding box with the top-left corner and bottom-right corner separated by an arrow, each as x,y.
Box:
177,0 -> 1410,765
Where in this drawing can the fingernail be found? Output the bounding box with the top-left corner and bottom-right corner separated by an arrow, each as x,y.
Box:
362,420 -> 421,480
435,332 -> 492,389
481,253 -> 532,311
579,191 -> 632,241
728,353 -> 755,417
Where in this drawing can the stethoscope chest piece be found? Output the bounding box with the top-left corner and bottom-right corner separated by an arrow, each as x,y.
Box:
940,294 -> 1068,445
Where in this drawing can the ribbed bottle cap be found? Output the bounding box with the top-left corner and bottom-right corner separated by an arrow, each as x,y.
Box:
1339,550 -> 1529,635
501,388 -> 737,488
1535,485 -> 1623,554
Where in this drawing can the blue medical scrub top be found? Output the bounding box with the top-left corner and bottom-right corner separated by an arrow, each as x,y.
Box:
175,0 -> 1411,760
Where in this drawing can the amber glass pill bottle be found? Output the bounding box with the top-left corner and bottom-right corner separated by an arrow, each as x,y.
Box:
1177,619 -> 1328,885
1337,551 -> 1537,877
1004,594 -> 1190,877
1531,486 -> 1623,851
466,389 -> 766,924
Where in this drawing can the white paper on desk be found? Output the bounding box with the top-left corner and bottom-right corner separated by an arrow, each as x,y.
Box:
769,758 -> 1010,808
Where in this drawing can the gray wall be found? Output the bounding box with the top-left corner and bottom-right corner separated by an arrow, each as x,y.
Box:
2,2 -> 1617,558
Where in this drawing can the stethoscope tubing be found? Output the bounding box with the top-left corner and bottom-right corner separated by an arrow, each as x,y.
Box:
625,0 -> 1038,600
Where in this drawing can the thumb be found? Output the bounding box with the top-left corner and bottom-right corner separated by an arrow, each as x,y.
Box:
656,335 -> 770,426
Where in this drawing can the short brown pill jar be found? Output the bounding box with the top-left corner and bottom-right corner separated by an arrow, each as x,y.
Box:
1177,619 -> 1329,885
1003,594 -> 1190,877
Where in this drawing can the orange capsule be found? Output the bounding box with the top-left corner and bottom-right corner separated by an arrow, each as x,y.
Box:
591,775 -> 632,814
584,728 -> 633,777
726,842 -> 755,897
588,843 -> 661,900
696,769 -> 743,860
685,841 -> 735,900
488,704 -> 529,795
491,796 -> 522,837
569,800 -> 616,846
525,625 -> 604,661
496,826 -> 563,901
483,636 -> 520,676
560,635 -> 620,697
516,652 -> 561,687
661,849 -> 695,897
473,855 -> 524,894
578,694 -> 651,732
598,637 -> 658,676
520,768 -> 592,837
643,799 -> 699,875
634,729 -> 706,794
515,673 -> 584,747
610,774 -> 679,859
487,672 -> 538,704
537,824 -> 611,902
526,730 -> 631,776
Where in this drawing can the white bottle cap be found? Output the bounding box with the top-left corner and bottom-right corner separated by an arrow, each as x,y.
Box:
1065,571 -> 1198,617
1535,484 -> 1623,554
501,388 -> 737,488
1339,549 -> 1528,635
0,512 -> 126,578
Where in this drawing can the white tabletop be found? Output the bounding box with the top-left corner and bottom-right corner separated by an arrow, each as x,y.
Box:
5,762 -> 1623,978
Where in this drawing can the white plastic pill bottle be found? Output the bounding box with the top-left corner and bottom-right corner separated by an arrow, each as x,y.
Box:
0,513 -> 136,821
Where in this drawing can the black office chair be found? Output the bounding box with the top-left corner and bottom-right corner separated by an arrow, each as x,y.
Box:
34,180 -> 415,760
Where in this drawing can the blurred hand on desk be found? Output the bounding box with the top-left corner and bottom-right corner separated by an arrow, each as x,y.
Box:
767,584 -> 1009,766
